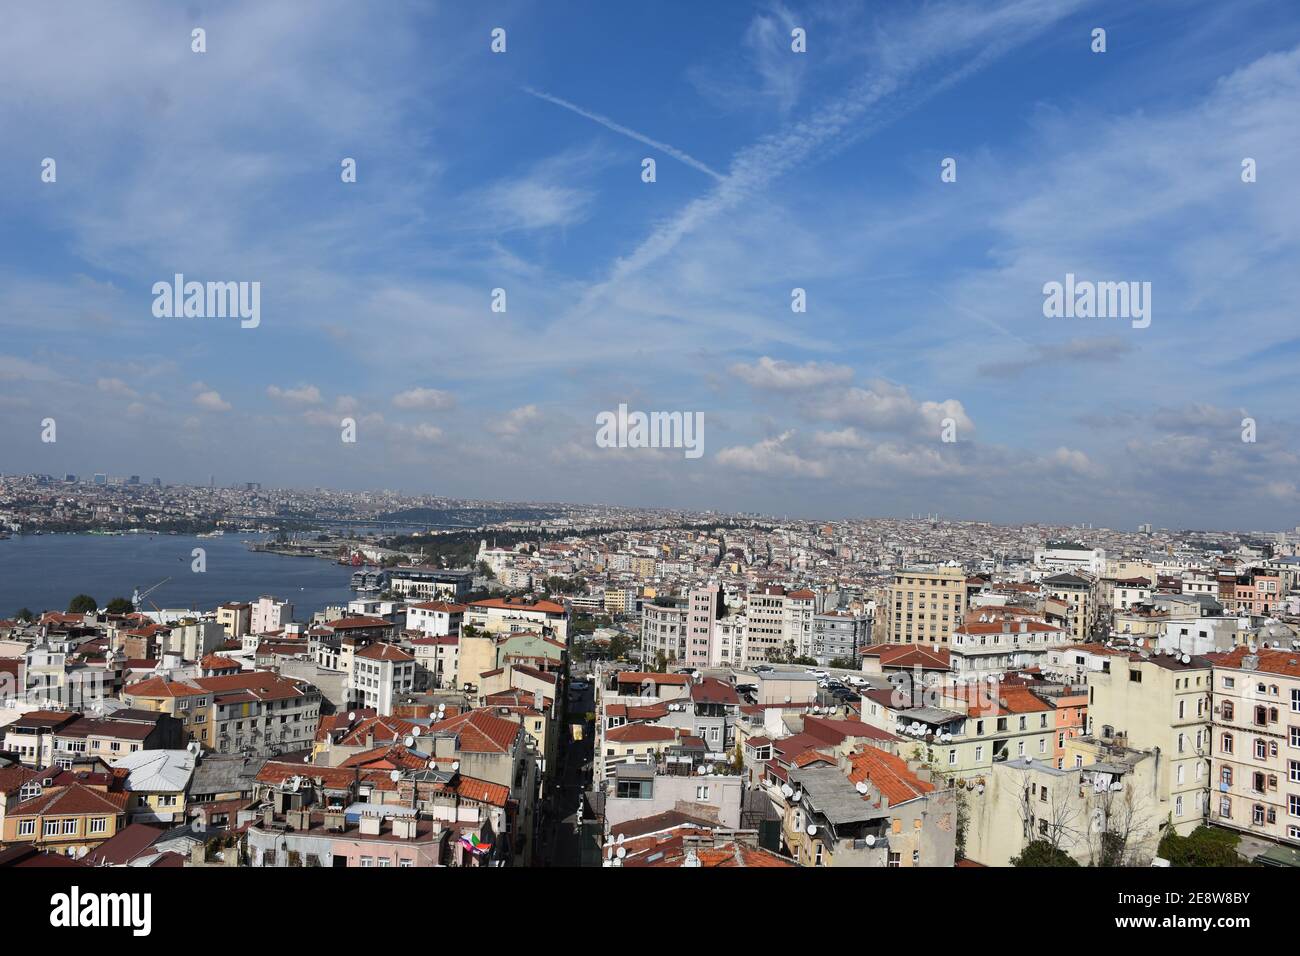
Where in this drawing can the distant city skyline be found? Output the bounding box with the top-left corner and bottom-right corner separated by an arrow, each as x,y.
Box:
3,1 -> 1300,529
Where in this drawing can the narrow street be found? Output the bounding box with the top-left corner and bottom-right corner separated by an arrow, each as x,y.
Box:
536,679 -> 594,867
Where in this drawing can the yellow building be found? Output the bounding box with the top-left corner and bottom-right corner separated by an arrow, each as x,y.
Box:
886,565 -> 968,645
1084,651 -> 1211,834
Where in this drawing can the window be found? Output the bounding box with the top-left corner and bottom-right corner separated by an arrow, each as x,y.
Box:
1222,733 -> 1234,755
62,819 -> 76,834
1223,701 -> 1234,721
695,785 -> 710,801
947,750 -> 957,766
1175,795 -> 1184,817
90,817 -> 107,834
1256,739 -> 1269,760
43,820 -> 59,836
1221,767 -> 1233,786
18,820 -> 34,836
359,857 -> 373,867
887,852 -> 901,868
1254,804 -> 1266,825
974,746 -> 984,762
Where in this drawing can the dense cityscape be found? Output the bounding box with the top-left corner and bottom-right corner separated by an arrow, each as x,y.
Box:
2,474 -> 1299,874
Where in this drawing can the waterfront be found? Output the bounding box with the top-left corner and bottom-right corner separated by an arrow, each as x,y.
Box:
0,532 -> 356,618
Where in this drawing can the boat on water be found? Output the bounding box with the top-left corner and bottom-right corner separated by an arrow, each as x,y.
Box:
196,530 -> 226,538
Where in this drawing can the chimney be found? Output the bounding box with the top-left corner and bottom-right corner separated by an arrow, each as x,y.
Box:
261,806 -> 274,828
392,816 -> 418,839
359,814 -> 382,836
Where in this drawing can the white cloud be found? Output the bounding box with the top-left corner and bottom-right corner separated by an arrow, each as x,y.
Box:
490,404 -> 543,437
194,390 -> 232,412
731,356 -> 854,391
716,431 -> 827,477
267,384 -> 323,405
392,388 -> 455,411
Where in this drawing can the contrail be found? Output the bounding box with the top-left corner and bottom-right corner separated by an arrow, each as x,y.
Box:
522,86 -> 724,181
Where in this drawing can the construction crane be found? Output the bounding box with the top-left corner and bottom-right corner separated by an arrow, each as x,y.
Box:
132,577 -> 171,611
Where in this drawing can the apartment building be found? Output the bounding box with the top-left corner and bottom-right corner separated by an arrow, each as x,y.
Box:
350,642 -> 416,716
216,602 -> 251,639
1207,646 -> 1300,846
1085,651 -> 1212,835
250,596 -> 294,635
640,599 -> 686,665
466,597 -> 568,643
812,610 -> 866,666
745,586 -> 790,661
405,600 -> 466,637
684,584 -> 721,669
1042,573 -> 1097,643
885,565 -> 967,646
948,614 -> 1066,682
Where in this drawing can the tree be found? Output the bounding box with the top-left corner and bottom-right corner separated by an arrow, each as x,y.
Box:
1011,840 -> 1079,867
1157,826 -> 1247,867
829,657 -> 857,670
67,594 -> 98,614
106,597 -> 134,615
14,608 -> 34,622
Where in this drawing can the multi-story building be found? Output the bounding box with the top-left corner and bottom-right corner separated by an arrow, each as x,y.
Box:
640,599 -> 686,665
1043,573 -> 1097,643
350,642 -> 417,716
250,595 -> 294,635
684,584 -> 721,669
1208,646 -> 1300,847
948,614 -> 1066,682
466,597 -> 568,643
405,600 -> 465,637
1034,542 -> 1106,576
1084,651 -> 1212,835
216,602 -> 251,639
885,565 -> 968,646
812,610 -> 865,666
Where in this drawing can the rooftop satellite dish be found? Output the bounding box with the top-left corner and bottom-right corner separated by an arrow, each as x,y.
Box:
781,783 -> 794,797
864,835 -> 875,846
389,769 -> 401,783
303,756 -> 310,763
855,781 -> 868,795
347,711 -> 356,722
404,735 -> 415,747
451,761 -> 460,772
412,726 -> 422,737
617,833 -> 625,845
792,790 -> 802,802
427,760 -> 437,770
697,765 -> 708,775
289,775 -> 301,792
438,703 -> 446,713
1181,654 -> 1190,664
616,846 -> 626,859
807,823 -> 818,836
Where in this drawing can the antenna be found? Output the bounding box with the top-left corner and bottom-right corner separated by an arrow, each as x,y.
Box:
389,770 -> 401,783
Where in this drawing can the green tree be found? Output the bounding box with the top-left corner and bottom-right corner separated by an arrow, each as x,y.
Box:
1157,826 -> 1248,867
14,608 -> 35,622
67,594 -> 98,614
1011,840 -> 1078,867
829,657 -> 857,670
106,597 -> 134,615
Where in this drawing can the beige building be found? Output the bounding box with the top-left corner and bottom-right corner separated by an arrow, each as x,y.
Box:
1208,646 -> 1300,847
1084,651 -> 1211,835
886,565 -> 967,646
1043,573 -> 1096,643
965,745 -> 1163,867
216,602 -> 251,639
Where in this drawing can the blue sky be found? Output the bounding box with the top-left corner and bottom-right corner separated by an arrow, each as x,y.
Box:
2,0 -> 1300,530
